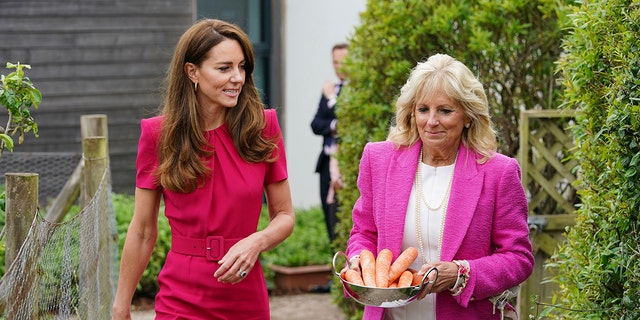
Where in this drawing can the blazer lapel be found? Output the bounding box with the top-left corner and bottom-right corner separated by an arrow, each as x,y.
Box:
440,144 -> 483,261
382,143 -> 421,255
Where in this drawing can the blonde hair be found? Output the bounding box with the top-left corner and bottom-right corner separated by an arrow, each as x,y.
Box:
387,53 -> 496,163
155,19 -> 277,193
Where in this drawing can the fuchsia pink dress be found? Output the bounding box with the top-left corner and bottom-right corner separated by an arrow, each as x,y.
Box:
135,109 -> 288,320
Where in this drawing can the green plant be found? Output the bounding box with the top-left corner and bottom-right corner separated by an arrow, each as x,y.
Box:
545,0 -> 640,318
0,62 -> 41,156
0,62 -> 42,212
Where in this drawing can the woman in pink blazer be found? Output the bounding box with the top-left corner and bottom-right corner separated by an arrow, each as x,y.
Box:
346,54 -> 534,320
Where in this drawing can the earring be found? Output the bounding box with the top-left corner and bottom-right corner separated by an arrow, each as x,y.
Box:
465,122 -> 470,128
194,81 -> 198,92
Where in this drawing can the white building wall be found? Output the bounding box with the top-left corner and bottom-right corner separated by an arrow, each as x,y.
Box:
283,0 -> 366,209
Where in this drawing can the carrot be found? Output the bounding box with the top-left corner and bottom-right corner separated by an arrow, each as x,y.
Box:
360,249 -> 377,287
344,269 -> 364,286
375,249 -> 393,288
411,271 -> 422,286
387,247 -> 418,285
388,281 -> 398,288
397,270 -> 414,287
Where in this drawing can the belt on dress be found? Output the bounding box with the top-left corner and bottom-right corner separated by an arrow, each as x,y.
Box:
171,234 -> 241,261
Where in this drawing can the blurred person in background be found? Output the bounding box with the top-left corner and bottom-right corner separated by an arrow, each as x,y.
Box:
311,42 -> 349,245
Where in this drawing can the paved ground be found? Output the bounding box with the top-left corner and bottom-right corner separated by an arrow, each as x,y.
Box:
131,293 -> 346,320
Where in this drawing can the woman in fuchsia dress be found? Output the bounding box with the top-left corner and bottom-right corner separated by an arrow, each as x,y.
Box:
112,19 -> 295,320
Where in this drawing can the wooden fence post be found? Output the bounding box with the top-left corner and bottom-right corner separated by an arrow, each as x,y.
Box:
80,114 -> 115,319
78,136 -> 111,319
81,114 -> 109,147
4,172 -> 39,319
80,137 -> 108,207
45,114 -> 108,223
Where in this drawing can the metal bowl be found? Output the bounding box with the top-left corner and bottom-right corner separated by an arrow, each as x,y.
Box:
332,251 -> 438,308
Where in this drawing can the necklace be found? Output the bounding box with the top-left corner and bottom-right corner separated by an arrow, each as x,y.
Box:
418,164 -> 453,211
414,149 -> 455,264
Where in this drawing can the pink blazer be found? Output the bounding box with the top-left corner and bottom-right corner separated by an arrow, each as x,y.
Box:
346,141 -> 534,320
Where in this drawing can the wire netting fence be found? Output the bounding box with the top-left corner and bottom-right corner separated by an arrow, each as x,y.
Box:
0,168 -> 118,319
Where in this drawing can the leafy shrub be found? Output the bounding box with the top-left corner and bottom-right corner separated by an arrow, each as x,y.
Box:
0,62 -> 42,157
547,0 -> 640,318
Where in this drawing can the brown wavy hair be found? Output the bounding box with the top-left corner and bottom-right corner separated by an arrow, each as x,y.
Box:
155,19 -> 277,193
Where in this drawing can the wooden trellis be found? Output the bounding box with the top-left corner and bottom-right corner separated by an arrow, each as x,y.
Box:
519,109 -> 580,216
518,109 -> 580,317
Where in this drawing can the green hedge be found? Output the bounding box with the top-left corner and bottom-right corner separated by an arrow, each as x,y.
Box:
546,0 -> 640,318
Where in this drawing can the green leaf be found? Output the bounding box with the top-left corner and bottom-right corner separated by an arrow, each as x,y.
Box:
0,61 -> 41,153
0,133 -> 14,151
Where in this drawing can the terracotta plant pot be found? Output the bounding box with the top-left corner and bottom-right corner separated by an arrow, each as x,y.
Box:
270,264 -> 333,294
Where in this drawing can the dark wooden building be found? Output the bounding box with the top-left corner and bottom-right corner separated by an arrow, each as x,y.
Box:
0,0 -> 192,195
0,0 -> 280,197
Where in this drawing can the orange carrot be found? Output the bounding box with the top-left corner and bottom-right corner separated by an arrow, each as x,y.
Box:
411,271 -> 422,286
387,247 -> 418,285
360,249 -> 377,287
388,281 -> 398,288
397,270 -> 414,287
375,249 -> 393,288
344,269 -> 364,286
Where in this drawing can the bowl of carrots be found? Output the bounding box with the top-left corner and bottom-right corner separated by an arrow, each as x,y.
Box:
332,248 -> 438,308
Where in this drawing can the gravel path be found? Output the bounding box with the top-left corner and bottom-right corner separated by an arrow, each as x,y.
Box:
131,293 -> 346,320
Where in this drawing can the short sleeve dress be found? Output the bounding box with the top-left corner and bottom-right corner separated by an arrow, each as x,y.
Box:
135,109 -> 288,320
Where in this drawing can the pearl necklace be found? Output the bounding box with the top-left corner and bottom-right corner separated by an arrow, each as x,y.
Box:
414,149 -> 456,264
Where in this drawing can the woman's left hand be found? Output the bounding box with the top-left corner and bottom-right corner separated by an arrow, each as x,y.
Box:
416,261 -> 459,299
213,235 -> 261,284
213,180 -> 294,284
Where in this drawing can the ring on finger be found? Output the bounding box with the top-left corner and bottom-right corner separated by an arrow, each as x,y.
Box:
239,270 -> 247,278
